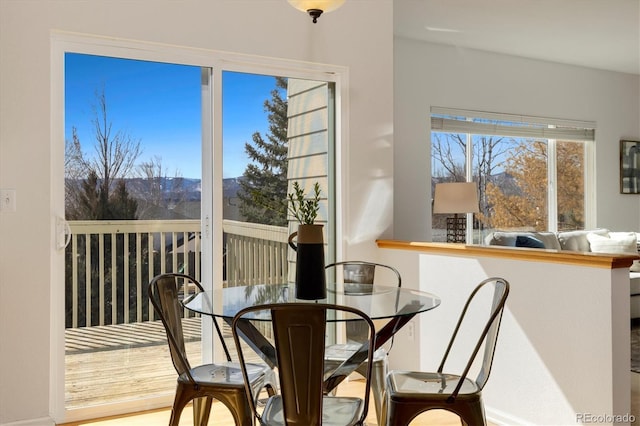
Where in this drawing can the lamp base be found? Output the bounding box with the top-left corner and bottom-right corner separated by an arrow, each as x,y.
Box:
446,214 -> 466,243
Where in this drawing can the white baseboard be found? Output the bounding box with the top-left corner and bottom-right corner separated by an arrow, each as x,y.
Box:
0,417 -> 54,426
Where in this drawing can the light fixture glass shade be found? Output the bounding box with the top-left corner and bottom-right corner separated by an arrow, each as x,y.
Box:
288,0 -> 345,22
433,182 -> 479,214
288,0 -> 345,13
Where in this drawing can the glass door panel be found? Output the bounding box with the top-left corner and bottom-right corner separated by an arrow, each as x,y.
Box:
221,72 -> 334,289
64,53 -> 203,411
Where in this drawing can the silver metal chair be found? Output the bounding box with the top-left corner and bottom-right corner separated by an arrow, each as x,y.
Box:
232,302 -> 376,426
148,273 -> 276,426
380,277 -> 510,426
324,261 -> 402,422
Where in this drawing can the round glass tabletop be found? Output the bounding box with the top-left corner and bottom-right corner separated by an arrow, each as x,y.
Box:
183,282 -> 440,321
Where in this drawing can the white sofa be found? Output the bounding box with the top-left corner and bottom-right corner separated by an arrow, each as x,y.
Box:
631,274 -> 640,320
485,229 -> 640,319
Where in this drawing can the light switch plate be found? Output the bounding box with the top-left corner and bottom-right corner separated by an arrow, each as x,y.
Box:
0,189 -> 16,212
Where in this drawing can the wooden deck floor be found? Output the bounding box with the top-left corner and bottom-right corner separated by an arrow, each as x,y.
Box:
65,318 -> 203,409
65,319 -> 201,353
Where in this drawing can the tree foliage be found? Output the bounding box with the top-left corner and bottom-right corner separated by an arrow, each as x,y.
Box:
238,76 -> 289,226
482,141 -> 548,230
432,134 -> 513,184
481,140 -> 584,231
65,88 -> 141,220
135,155 -> 186,218
555,141 -> 584,229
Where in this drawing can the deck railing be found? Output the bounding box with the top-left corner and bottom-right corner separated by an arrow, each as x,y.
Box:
65,219 -> 289,328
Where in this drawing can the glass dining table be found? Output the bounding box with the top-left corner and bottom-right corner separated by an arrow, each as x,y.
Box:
182,282 -> 440,393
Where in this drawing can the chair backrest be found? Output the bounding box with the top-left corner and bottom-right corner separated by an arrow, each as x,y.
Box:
326,261 -> 401,347
148,273 -> 233,383
148,273 -> 193,379
232,302 -> 376,426
438,277 -> 510,401
325,261 -> 402,288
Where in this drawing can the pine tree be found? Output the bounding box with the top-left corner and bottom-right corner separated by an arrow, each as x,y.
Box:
238,76 -> 289,226
108,179 -> 138,220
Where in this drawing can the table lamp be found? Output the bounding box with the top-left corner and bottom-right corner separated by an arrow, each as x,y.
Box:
433,182 -> 479,243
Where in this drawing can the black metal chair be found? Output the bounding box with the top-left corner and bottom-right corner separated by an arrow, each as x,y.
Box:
380,277 -> 510,426
324,261 -> 402,421
232,302 -> 376,426
148,273 -> 276,426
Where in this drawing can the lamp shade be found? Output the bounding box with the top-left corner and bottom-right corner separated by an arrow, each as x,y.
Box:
288,0 -> 345,13
288,0 -> 345,22
433,182 -> 479,214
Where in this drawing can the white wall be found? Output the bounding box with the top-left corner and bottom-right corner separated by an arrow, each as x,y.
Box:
393,38 -> 640,241
0,1 -> 393,424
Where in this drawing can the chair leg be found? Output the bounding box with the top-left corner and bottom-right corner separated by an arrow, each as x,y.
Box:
383,398 -> 432,426
380,389 -> 389,426
372,359 -> 387,424
212,388 -> 255,426
457,398 -> 487,426
384,401 -> 487,426
169,383 -> 190,426
383,401 -> 413,426
356,358 -> 387,425
193,396 -> 214,426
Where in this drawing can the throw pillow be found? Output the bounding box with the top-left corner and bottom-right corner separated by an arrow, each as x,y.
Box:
515,235 -> 546,249
557,228 -> 609,252
587,232 -> 640,272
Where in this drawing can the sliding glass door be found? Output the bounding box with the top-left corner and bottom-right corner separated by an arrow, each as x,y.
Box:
54,35 -> 342,422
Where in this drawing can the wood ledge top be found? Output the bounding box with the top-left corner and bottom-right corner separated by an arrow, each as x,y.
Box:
376,239 -> 639,269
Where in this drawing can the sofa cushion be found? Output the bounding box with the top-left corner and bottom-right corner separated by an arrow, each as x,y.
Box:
557,229 -> 609,252
587,231 -> 636,253
486,231 -> 560,250
587,231 -> 640,272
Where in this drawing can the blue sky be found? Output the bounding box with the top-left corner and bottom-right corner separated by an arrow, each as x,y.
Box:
65,53 -> 278,179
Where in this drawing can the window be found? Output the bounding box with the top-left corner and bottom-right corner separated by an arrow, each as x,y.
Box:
430,107 -> 595,243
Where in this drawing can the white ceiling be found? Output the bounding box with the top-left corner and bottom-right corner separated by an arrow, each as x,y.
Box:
394,0 -> 640,75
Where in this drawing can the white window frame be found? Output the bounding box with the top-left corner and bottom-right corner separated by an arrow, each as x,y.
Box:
50,31 -> 348,423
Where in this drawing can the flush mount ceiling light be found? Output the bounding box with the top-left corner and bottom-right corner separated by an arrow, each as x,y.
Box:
288,0 -> 345,23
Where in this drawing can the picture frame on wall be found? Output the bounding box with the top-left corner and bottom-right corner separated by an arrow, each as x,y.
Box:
620,139 -> 640,194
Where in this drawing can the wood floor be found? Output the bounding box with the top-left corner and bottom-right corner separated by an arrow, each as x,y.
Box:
62,386 -> 640,426
62,379 -> 489,426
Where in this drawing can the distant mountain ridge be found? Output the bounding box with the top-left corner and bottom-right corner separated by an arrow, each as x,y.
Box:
67,177 -> 243,202
65,177 -> 243,221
